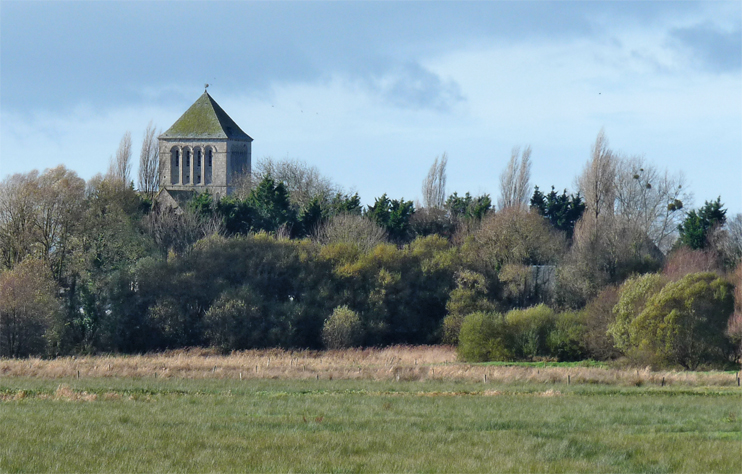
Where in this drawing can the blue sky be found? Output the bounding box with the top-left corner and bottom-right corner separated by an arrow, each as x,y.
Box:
1,1 -> 740,214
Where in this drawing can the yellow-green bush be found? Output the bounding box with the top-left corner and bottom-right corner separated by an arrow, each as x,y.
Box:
632,272 -> 734,368
608,273 -> 666,354
322,306 -> 364,349
505,304 -> 556,359
458,305 -> 588,362
457,311 -> 512,362
607,272 -> 735,368
458,311 -> 513,362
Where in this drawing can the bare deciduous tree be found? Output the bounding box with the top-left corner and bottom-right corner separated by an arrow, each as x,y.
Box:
0,167 -> 85,278
422,153 -> 448,209
107,131 -> 133,191
725,213 -> 742,265
614,155 -> 690,253
576,130 -> 616,245
231,170 -> 255,201
708,212 -> 742,267
728,264 -> 742,357
253,156 -> 338,207
566,131 -> 667,304
498,146 -> 532,210
662,246 -> 720,281
313,213 -> 387,253
0,257 -> 58,357
138,122 -> 160,200
32,166 -> 86,279
0,172 -> 37,269
144,203 -> 224,256
470,206 -> 566,272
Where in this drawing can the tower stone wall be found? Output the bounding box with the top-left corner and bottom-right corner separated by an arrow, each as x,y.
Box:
157,91 -> 253,199
158,139 -> 251,198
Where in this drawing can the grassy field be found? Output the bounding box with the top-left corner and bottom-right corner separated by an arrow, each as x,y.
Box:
1,348 -> 741,473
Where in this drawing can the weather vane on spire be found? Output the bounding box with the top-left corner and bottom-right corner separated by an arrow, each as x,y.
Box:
204,83 -> 210,92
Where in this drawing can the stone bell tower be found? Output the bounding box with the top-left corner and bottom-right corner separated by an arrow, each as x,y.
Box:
158,91 -> 252,200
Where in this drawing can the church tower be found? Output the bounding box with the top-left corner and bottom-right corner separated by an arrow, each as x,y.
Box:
158,91 -> 252,199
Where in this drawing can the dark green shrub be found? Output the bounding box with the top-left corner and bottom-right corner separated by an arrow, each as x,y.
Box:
581,285 -> 621,360
148,298 -> 202,349
457,311 -> 512,362
443,270 -> 496,345
204,286 -> 264,352
0,258 -> 58,357
547,311 -> 587,361
319,235 -> 456,346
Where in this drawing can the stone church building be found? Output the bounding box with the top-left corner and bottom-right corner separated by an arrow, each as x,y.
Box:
158,91 -> 252,203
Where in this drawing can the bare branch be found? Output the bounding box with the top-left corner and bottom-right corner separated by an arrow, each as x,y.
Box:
108,131 -> 132,190
253,156 -> 338,207
144,203 -> 224,256
138,122 -> 159,200
422,153 -> 448,209
515,145 -> 531,207
313,213 -> 387,253
576,129 -> 616,244
498,146 -> 531,210
613,155 -> 691,252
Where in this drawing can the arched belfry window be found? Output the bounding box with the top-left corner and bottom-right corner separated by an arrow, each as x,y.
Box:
183,148 -> 191,184
170,147 -> 180,184
194,147 -> 202,184
204,147 -> 213,185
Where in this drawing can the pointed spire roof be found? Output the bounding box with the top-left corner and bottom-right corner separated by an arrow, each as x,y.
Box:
161,92 -> 252,140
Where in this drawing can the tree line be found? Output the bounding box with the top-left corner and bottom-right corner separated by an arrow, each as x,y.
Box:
0,129 -> 740,369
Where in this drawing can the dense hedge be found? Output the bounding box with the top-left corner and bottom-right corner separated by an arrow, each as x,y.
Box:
1,170 -> 739,369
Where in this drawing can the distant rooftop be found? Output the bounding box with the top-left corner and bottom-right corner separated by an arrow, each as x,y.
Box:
160,92 -> 252,140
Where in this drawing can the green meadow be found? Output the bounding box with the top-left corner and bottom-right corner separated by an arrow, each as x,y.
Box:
1,378 -> 740,473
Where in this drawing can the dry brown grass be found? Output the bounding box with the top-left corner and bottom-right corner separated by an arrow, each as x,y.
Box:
0,345 -> 739,387
0,384 -> 100,402
50,384 -> 98,402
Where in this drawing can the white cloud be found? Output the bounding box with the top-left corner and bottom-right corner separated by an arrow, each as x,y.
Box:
2,5 -> 740,214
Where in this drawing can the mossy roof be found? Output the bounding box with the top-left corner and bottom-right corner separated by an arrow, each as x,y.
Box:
161,92 -> 252,140
154,189 -> 197,212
